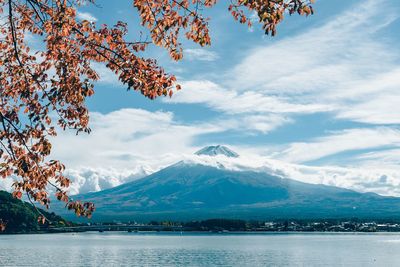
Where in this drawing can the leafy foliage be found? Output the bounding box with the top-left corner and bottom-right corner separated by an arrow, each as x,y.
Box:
0,0 -> 314,223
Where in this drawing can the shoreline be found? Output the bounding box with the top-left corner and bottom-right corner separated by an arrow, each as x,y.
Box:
4,229 -> 400,235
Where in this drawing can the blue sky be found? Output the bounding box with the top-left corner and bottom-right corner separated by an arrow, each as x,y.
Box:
44,0 -> 400,196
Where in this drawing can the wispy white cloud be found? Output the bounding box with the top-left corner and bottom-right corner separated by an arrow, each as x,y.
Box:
355,149 -> 400,169
277,127 -> 400,163
185,49 -> 219,61
165,80 -> 302,134
236,114 -> 292,134
230,0 -> 397,91
77,11 -> 98,22
167,80 -> 331,114
334,68 -> 400,124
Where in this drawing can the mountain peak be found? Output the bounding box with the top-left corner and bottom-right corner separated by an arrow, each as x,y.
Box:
195,145 -> 239,158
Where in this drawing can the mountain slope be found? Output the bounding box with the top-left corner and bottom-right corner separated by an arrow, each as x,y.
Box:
60,162 -> 400,222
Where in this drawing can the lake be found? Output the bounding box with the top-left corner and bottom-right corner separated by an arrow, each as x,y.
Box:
1,232 -> 400,266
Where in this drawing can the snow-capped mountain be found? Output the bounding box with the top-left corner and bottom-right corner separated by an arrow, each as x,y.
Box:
60,145 -> 400,197
55,146 -> 400,222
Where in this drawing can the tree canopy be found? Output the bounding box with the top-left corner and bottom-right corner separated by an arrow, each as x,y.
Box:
0,0 -> 314,228
0,190 -> 68,233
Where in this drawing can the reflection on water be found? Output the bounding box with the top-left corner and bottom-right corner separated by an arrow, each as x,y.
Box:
1,232 -> 400,266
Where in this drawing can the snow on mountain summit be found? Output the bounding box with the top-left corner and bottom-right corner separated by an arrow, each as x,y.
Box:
195,145 -> 239,158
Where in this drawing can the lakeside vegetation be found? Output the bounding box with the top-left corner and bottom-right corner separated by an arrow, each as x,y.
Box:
116,219 -> 400,232
0,191 -> 70,234
46,219 -> 400,234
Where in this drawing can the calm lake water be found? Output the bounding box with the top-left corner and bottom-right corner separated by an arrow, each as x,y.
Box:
1,232 -> 400,266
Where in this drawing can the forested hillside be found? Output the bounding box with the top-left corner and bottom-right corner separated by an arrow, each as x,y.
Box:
0,191 -> 69,233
